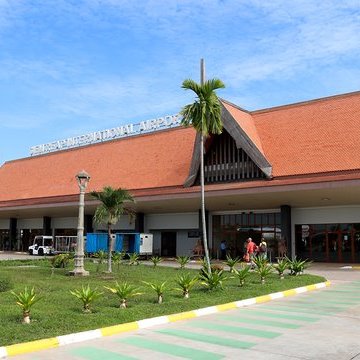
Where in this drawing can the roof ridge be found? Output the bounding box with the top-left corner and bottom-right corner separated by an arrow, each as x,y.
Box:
219,98 -> 251,114
251,90 -> 360,115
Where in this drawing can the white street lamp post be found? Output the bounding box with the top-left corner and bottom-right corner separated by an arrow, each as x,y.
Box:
70,170 -> 90,276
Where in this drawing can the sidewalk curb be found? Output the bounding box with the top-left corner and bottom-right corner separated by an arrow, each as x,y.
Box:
0,280 -> 331,358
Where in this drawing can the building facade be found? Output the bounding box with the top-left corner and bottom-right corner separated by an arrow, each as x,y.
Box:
1,91 -> 360,262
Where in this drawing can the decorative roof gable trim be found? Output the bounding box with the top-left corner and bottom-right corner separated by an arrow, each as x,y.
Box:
184,132 -> 202,187
220,102 -> 272,178
184,102 -> 273,188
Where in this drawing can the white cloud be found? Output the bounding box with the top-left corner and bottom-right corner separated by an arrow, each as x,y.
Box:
0,0 -> 358,130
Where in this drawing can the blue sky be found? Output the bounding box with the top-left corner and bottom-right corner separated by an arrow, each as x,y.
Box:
0,0 -> 359,164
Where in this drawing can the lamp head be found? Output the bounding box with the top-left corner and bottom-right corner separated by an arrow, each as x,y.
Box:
76,170 -> 90,189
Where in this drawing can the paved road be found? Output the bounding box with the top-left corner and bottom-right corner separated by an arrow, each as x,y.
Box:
0,252 -> 34,260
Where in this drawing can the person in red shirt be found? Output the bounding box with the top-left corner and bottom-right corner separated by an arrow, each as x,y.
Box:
246,237 -> 258,265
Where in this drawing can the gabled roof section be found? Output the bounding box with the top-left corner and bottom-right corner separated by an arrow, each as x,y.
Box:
220,99 -> 272,176
184,99 -> 272,187
220,99 -> 264,154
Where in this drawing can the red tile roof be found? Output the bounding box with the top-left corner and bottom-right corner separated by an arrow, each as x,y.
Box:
0,127 -> 197,202
0,91 -> 360,205
253,91 -> 360,177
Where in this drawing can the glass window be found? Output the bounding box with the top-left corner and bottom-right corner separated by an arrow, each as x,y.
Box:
268,213 -> 275,225
242,213 -> 248,226
249,213 -> 255,226
275,213 -> 281,225
44,238 -> 53,246
255,214 -> 262,226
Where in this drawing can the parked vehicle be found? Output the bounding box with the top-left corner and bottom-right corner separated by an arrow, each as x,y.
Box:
28,235 -> 78,256
86,233 -> 153,256
28,236 -> 54,256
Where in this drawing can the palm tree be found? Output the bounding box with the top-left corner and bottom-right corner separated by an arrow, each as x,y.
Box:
180,62 -> 225,273
91,186 -> 135,273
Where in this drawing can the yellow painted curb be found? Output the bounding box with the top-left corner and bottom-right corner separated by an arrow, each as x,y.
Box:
255,294 -> 272,303
216,302 -> 237,311
6,338 -> 59,356
101,322 -> 139,337
306,284 -> 317,291
282,289 -> 297,297
168,311 -> 197,322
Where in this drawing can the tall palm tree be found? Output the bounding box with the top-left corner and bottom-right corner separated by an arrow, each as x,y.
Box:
91,186 -> 135,273
180,67 -> 225,273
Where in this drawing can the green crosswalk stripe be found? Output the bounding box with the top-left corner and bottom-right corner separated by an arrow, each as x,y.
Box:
218,314 -> 301,329
315,294 -> 360,301
274,300 -> 333,308
187,320 -> 281,338
265,304 -> 341,315
240,309 -> 320,322
289,299 -> 357,306
156,328 -> 256,348
120,337 -> 224,360
71,347 -> 137,360
325,289 -> 360,293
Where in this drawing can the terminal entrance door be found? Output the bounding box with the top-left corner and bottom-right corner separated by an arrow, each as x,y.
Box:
161,231 -> 177,257
296,223 -> 360,263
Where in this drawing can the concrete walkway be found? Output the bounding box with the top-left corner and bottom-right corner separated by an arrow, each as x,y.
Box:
4,260 -> 360,360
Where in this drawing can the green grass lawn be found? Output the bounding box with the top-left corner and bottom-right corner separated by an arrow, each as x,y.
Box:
0,258 -> 325,346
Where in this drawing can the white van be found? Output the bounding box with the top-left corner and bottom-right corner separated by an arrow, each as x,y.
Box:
28,236 -> 54,256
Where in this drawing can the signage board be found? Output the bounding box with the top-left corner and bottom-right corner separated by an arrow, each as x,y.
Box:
30,114 -> 182,156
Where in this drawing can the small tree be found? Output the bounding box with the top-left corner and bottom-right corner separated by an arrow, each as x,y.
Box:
112,251 -> 125,271
273,258 -> 289,280
70,285 -> 102,313
91,186 -> 135,273
128,253 -> 140,266
224,255 -> 241,273
12,287 -> 41,324
104,282 -> 142,308
255,264 -> 273,284
234,264 -> 251,286
174,274 -> 198,299
198,268 -> 229,291
253,255 -> 268,269
94,250 -> 108,272
176,255 -> 191,269
287,257 -> 311,276
51,253 -> 71,269
150,256 -> 163,268
143,281 -> 167,304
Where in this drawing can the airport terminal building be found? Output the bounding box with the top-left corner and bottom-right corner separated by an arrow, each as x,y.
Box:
0,91 -> 360,263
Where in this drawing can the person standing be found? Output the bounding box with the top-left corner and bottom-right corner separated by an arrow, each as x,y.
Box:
220,240 -> 227,260
258,237 -> 267,259
246,237 -> 257,264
